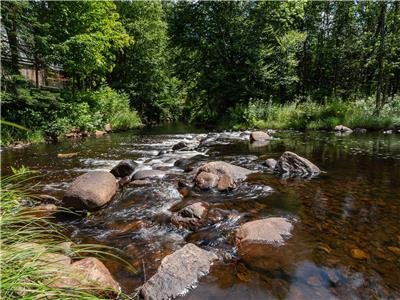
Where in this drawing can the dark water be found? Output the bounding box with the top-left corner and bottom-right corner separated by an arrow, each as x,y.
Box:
2,126 -> 400,299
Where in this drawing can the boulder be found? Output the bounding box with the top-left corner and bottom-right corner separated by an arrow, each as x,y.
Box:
250,131 -> 271,142
110,159 -> 138,178
195,171 -> 219,189
49,257 -> 120,297
140,244 -> 217,300
172,141 -> 188,151
264,158 -> 277,170
334,125 -> 352,133
273,151 -> 320,178
194,161 -> 254,190
236,217 -> 293,246
104,123 -> 112,132
132,169 -> 165,180
171,202 -> 208,230
63,171 -> 117,210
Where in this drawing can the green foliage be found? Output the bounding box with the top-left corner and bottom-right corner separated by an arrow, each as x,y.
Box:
227,96 -> 400,130
0,173 -> 132,299
88,86 -> 142,130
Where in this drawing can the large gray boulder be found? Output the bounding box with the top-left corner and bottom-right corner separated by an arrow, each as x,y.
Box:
194,161 -> 254,191
63,171 -> 117,210
334,125 -> 352,133
236,217 -> 293,246
273,151 -> 320,178
140,244 -> 217,300
110,159 -> 137,178
250,131 -> 271,142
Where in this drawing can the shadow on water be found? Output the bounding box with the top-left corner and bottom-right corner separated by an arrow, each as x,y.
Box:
1,126 -> 400,299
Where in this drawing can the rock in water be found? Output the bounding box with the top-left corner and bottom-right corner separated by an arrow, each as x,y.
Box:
63,171 -> 117,210
140,244 -> 217,300
273,151 -> 320,178
250,131 -> 271,142
110,159 -> 138,178
236,217 -> 293,246
194,161 -> 254,191
264,158 -> 277,170
334,125 -> 352,133
172,141 -> 188,151
132,169 -> 165,180
171,202 -> 208,230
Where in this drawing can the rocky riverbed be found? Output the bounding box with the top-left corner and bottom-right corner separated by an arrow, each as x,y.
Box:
2,126 -> 400,299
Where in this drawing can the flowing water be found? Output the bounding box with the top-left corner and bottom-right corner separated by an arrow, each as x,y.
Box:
2,125 -> 400,299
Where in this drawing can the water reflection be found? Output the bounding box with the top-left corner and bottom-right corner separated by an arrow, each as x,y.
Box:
1,128 -> 399,298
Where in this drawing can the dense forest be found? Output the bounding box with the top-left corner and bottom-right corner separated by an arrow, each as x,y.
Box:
1,1 -> 400,144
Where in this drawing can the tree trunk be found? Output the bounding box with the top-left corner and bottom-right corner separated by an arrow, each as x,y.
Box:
375,2 -> 387,115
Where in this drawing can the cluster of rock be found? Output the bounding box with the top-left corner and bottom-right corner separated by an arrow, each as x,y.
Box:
46,130 -> 321,298
65,123 -> 112,139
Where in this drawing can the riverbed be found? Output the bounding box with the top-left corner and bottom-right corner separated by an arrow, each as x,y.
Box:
2,126 -> 400,299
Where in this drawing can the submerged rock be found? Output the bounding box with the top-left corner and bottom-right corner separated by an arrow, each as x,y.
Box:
334,125 -> 352,133
63,171 -> 117,210
194,161 -> 254,191
273,151 -> 320,178
133,169 -> 166,180
236,217 -> 293,246
110,159 -> 138,178
250,131 -> 271,142
140,243 -> 217,300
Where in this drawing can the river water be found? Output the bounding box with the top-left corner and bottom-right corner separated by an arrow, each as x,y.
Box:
2,125 -> 400,299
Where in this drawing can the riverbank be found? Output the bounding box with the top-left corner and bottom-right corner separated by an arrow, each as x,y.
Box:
222,96 -> 400,131
0,171 -> 128,298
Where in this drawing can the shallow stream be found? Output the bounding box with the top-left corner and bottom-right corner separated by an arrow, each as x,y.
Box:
2,125 -> 400,299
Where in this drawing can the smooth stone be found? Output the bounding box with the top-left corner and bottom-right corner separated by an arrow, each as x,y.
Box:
132,169 -> 165,180
236,217 -> 293,246
250,131 -> 271,142
334,125 -> 352,132
140,244 -> 217,300
264,158 -> 277,169
194,161 -> 254,191
104,123 -> 112,132
63,171 -> 117,210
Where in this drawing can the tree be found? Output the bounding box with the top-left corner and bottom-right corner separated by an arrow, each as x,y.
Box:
44,1 -> 131,90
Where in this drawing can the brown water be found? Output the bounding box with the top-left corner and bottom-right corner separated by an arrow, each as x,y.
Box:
2,125 -> 400,299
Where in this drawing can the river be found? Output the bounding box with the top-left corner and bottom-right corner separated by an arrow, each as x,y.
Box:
2,125 -> 400,299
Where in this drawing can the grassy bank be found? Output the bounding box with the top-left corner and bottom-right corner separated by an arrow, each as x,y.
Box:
1,76 -> 142,145
224,96 -> 400,131
0,171 -> 129,299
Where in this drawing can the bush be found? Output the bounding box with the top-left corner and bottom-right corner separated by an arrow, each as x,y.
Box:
225,95 -> 400,130
1,77 -> 142,144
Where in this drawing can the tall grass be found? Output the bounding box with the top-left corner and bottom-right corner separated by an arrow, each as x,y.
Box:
226,96 -> 400,130
0,172 -> 131,299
